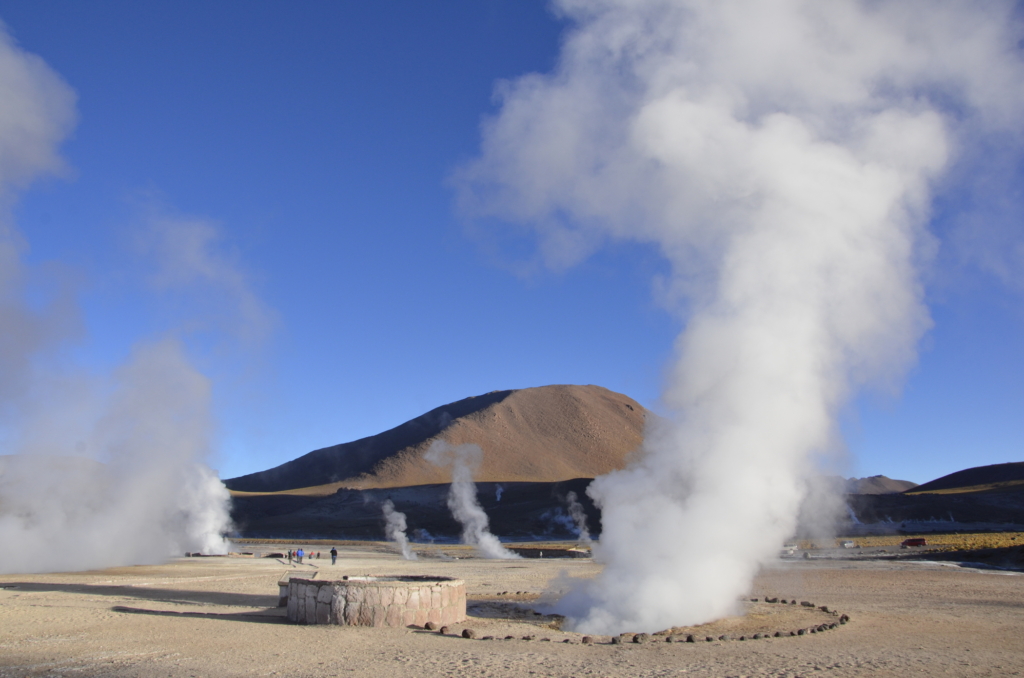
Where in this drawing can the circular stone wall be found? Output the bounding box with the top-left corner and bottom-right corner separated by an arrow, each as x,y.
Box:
287,575 -> 466,627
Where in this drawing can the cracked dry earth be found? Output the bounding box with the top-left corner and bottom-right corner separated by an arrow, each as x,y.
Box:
1,544 -> 1022,678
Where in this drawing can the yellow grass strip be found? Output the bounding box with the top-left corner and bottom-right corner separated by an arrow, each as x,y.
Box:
801,532 -> 1024,552
904,479 -> 1024,496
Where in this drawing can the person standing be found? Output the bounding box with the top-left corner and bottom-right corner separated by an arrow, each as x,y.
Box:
330,547 -> 337,565
296,547 -> 304,564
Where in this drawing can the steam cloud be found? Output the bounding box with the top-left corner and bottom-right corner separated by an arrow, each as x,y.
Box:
424,441 -> 519,559
565,491 -> 591,545
0,27 -> 243,574
458,1 -> 1024,633
381,499 -> 416,560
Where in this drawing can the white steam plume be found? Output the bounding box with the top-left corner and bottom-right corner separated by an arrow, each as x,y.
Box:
0,340 -> 232,573
565,491 -> 591,545
424,441 -> 519,559
381,499 -> 416,560
457,1 -> 1024,633
0,25 -> 239,574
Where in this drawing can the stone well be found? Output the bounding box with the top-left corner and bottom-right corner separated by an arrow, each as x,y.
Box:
286,575 -> 466,627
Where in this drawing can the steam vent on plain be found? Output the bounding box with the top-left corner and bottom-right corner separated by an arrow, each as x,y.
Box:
286,575 -> 467,627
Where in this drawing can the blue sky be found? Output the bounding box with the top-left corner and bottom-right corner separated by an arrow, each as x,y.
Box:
1,1 -> 1021,485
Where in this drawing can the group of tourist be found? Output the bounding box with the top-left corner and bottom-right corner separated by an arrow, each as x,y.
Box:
287,547 -> 339,565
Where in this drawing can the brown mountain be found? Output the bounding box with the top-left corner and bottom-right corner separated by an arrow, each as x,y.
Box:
846,475 -> 918,494
225,384 -> 646,493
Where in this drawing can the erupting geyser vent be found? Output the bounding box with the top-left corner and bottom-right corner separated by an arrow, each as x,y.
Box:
286,575 -> 466,627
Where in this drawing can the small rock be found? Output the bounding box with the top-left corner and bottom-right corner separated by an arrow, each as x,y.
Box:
541,638 -> 551,642
719,635 -> 730,641
439,626 -> 449,635
462,629 -> 477,639
522,635 -> 535,641
505,635 -> 515,640
611,635 -> 623,645
790,600 -> 797,605
750,598 -> 759,602
780,599 -> 788,604
819,606 -> 830,613
738,635 -> 746,641
686,634 -> 696,643
790,631 -> 797,636
753,633 -> 763,640
425,621 -> 438,631
705,636 -> 714,642
774,631 -> 782,637
633,633 -> 649,644
809,627 -> 817,634
482,636 -> 495,640
797,629 -> 806,636
582,636 -> 594,644
839,614 -> 850,624
801,601 -> 814,607
562,638 -> 573,644
665,636 -> 674,643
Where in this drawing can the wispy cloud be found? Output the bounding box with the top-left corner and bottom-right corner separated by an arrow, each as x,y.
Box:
138,205 -> 275,346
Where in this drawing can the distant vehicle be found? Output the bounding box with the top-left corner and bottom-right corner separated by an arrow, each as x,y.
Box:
901,538 -> 927,547
840,540 -> 856,549
780,544 -> 797,556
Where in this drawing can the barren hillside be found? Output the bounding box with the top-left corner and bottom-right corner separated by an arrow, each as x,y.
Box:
225,384 -> 646,492
907,462 -> 1024,494
847,475 -> 918,494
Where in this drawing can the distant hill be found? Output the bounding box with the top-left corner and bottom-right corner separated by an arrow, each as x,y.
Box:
847,462 -> 1024,529
908,462 -> 1024,494
809,475 -> 917,495
846,475 -> 918,494
225,384 -> 646,493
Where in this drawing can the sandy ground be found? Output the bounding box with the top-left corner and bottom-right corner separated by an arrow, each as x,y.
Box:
2,543 -> 1023,678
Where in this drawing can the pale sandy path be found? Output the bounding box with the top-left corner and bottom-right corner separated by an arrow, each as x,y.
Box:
1,545 -> 1022,677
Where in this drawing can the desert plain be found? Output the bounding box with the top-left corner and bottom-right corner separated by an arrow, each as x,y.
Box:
1,541 -> 1023,678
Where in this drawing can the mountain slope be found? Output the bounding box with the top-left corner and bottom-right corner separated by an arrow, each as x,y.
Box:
847,475 -> 918,494
907,462 -> 1024,494
225,384 -> 646,492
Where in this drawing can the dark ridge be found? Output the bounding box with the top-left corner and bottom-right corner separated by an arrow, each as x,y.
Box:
849,484 -> 1024,525
908,462 -> 1024,494
229,478 -> 601,540
225,390 -> 514,492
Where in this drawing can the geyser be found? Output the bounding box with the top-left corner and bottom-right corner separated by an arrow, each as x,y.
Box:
382,499 -> 417,560
0,26 -> 235,574
424,440 -> 519,559
565,491 -> 591,545
458,0 -> 1024,633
